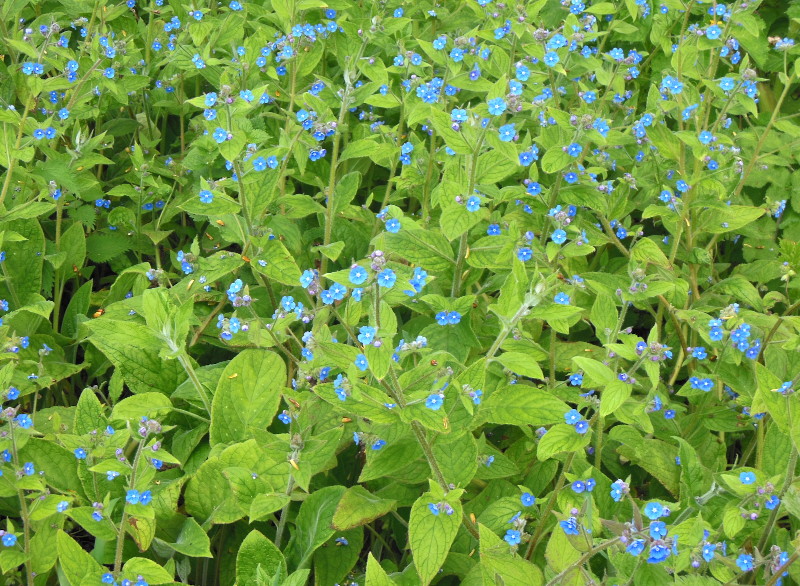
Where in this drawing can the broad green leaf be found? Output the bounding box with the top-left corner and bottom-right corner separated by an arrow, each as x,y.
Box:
210,349 -> 285,446
250,493 -> 292,522
55,530 -> 105,585
409,493 -> 462,585
122,558 -> 173,584
482,386 -> 568,427
73,388 -> 105,435
250,239 -> 302,286
332,485 -> 397,530
236,530 -> 286,585
85,319 -> 186,395
19,439 -> 82,494
495,352 -> 544,379
289,485 -> 346,567
111,392 -> 173,422
167,517 -> 213,557
599,381 -> 631,416
314,528 -> 364,586
537,424 -> 592,461
572,356 -> 616,387
432,432 -> 479,488
366,553 -> 394,586
185,440 -> 271,524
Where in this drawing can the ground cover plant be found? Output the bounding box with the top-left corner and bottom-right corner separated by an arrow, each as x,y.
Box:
1,0 -> 800,583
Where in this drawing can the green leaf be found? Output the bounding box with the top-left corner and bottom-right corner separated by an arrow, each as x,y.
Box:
599,381 -> 631,416
250,493 -> 292,522
409,493 -> 462,585
481,523 -> 544,585
699,205 -> 765,234
541,147 -> 572,174
482,386 -> 568,427
185,440 -> 271,524
432,432 -> 478,488
85,319 -> 186,395
122,558 -> 173,584
537,424 -> 592,460
73,388 -> 105,435
289,485 -> 346,567
250,239 -> 302,286
333,171 -> 361,213
440,204 -> 484,241
167,517 -> 213,557
314,528 -> 364,586
381,228 -> 455,277
111,392 -> 173,422
19,439 -> 82,494
332,485 -> 397,530
631,238 -> 670,268
61,280 -> 92,338
572,356 -> 616,387
311,241 -> 345,261
237,530 -> 286,585
494,352 -> 544,379
365,553 -> 394,586
55,530 -> 105,586
210,349 -> 286,446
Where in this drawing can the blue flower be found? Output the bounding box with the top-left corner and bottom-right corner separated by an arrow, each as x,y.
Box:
126,490 -> 140,504
349,266 -> 368,285
16,414 -> 33,428
649,521 -> 667,539
551,229 -> 567,244
354,354 -> 369,371
487,98 -> 506,115
74,448 -> 87,459
466,196 -> 481,212
626,539 -> 646,556
498,123 -> 515,142
2,533 -> 17,547
702,543 -> 717,562
574,420 -> 589,434
739,471 -> 756,485
377,268 -> 396,288
706,25 -> 722,40
564,409 -> 582,425
719,77 -> 735,91
517,247 -> 532,261
213,128 -> 228,143
521,493 -> 535,507
504,530 -> 521,545
560,517 -> 579,535
300,269 -> 316,288
357,326 -> 376,345
425,394 -> 443,410
543,51 -> 559,67
384,218 -> 401,233
199,189 -> 213,203
643,501 -> 664,520
554,293 -> 570,305
736,553 -> 754,572
447,311 -> 461,324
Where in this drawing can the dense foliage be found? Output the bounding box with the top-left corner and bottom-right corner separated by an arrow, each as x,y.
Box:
1,0 -> 800,584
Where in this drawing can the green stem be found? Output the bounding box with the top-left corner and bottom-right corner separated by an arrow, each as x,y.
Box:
114,437 -> 146,574
733,71 -> 796,199
545,537 -> 622,586
755,444 -> 797,553
177,352 -> 212,413
9,425 -> 34,586
0,99 -> 32,209
525,451 -> 575,560
274,475 -> 295,549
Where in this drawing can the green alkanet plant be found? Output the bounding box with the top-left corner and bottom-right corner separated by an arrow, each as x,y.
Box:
1,0 -> 800,584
